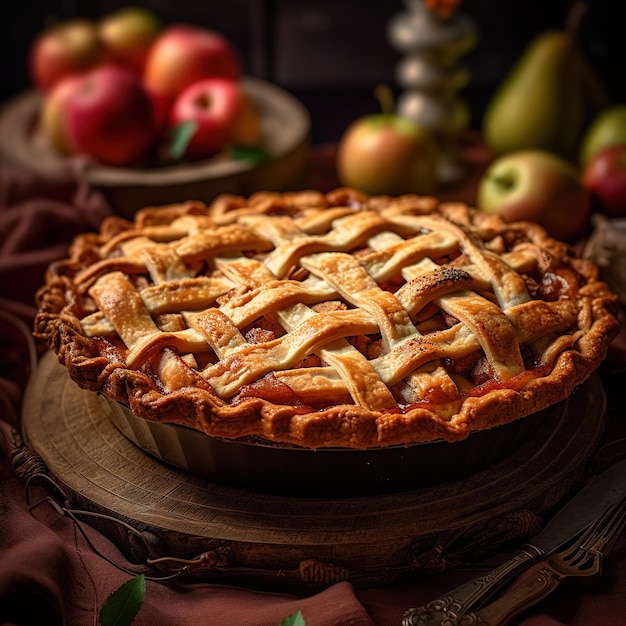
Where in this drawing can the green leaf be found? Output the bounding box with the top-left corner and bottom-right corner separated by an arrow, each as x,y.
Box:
229,144 -> 273,165
281,610 -> 306,626
169,121 -> 198,161
99,575 -> 146,626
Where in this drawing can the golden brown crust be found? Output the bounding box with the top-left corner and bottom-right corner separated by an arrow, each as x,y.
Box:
34,189 -> 620,449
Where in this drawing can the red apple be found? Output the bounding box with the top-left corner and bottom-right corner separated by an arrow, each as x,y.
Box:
582,143 -> 626,218
143,24 -> 240,107
336,113 -> 438,195
45,64 -> 156,166
168,78 -> 242,161
477,150 -> 591,242
98,6 -> 162,76
147,90 -> 174,137
29,19 -> 105,92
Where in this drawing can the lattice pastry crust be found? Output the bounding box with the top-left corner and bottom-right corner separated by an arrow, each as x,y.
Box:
35,188 -> 620,448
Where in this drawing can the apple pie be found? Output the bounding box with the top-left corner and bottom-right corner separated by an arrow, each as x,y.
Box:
34,188 -> 620,448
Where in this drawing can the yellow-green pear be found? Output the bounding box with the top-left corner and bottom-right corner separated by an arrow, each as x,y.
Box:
483,30 -> 608,159
579,105 -> 626,167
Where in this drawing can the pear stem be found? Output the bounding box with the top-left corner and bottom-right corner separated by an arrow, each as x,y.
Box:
375,84 -> 395,116
565,1 -> 588,40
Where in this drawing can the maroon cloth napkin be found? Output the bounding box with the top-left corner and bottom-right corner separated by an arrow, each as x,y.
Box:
0,164 -> 112,434
1,154 -> 626,626
0,424 -> 376,625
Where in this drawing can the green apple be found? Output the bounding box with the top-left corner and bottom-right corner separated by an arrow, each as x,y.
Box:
579,105 -> 626,167
477,150 -> 591,242
336,113 -> 438,196
98,6 -> 162,76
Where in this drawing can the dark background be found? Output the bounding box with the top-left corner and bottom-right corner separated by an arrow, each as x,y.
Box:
1,0 -> 624,146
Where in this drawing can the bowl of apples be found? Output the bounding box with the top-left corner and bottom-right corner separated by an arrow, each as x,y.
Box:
0,8 -> 311,218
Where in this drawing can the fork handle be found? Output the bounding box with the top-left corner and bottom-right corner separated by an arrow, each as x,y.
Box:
462,565 -> 563,625
402,547 -> 542,625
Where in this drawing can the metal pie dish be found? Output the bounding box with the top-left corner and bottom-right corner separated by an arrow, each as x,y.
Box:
104,395 -> 559,498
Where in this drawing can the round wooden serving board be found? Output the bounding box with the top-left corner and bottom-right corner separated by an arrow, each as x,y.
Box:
18,352 -> 607,590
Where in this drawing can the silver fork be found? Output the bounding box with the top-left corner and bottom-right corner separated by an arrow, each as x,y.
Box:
457,495 -> 626,626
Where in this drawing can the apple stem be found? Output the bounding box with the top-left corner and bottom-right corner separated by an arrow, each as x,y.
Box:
565,1 -> 588,40
375,84 -> 395,116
